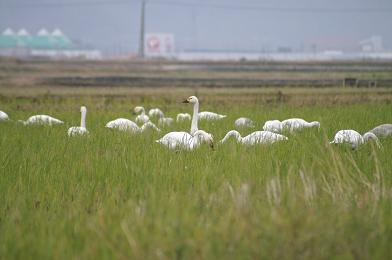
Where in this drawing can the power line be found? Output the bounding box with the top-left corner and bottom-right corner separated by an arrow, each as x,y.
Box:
1,0 -> 392,13
150,1 -> 392,13
0,0 -> 133,8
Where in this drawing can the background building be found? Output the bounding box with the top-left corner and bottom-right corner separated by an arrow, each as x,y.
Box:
359,36 -> 384,52
0,28 -> 101,59
144,33 -> 175,58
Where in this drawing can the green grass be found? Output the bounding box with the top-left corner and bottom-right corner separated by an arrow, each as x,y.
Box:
1,98 -> 392,259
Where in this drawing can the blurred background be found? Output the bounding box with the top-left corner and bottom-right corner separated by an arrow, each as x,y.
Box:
0,0 -> 391,61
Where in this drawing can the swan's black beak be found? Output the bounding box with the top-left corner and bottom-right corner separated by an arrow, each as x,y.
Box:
210,142 -> 215,151
182,99 -> 189,103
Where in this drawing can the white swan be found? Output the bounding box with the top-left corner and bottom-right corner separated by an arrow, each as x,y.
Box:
151,110 -> 174,127
155,95 -> 211,150
219,130 -> 288,145
0,111 -> 9,121
198,111 -> 226,121
68,106 -> 89,136
148,108 -> 164,118
20,115 -> 64,125
262,120 -> 283,133
134,106 -> 149,124
156,130 -> 214,150
158,117 -> 174,127
182,96 -> 221,144
106,119 -> 160,133
176,113 -> 191,122
235,117 -> 255,128
281,118 -> 320,133
368,124 -> 392,138
330,130 -> 381,149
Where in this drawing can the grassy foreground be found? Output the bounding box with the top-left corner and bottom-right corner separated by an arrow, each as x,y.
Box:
0,97 -> 392,259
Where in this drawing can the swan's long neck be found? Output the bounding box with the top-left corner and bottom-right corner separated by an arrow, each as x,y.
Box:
220,130 -> 242,143
363,132 -> 381,147
81,110 -> 86,128
141,107 -> 145,116
190,101 -> 199,135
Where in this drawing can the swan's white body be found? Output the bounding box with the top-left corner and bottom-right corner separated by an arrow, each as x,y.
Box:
330,130 -> 381,149
106,118 -> 138,131
68,126 -> 88,136
235,117 -> 255,128
281,118 -> 320,133
176,113 -> 191,122
0,111 -> 9,121
158,117 -> 174,127
369,124 -> 392,138
21,115 -> 64,125
219,130 -> 288,145
262,120 -> 283,133
198,111 -> 226,121
68,106 -> 88,136
148,108 -> 164,118
106,118 -> 160,133
134,106 -> 149,124
156,130 -> 214,150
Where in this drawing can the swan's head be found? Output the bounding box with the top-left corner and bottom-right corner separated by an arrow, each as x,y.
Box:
183,96 -> 199,104
194,130 -> 214,149
80,106 -> 87,113
311,121 -> 321,129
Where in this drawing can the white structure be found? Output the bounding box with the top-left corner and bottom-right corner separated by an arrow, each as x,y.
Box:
359,36 -> 383,52
52,29 -> 64,37
30,49 -> 102,59
37,28 -> 49,36
0,27 -> 102,60
174,49 -> 392,61
17,28 -> 30,36
3,28 -> 14,36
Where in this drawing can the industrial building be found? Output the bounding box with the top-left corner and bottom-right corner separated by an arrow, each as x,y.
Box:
0,28 -> 101,59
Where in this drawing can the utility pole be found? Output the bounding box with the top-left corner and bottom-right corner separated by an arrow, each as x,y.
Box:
138,0 -> 146,58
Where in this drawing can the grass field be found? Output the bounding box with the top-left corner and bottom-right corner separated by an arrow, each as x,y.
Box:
1,59 -> 392,259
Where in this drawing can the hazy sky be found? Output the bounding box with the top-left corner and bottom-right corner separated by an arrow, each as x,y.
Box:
1,0 -> 391,55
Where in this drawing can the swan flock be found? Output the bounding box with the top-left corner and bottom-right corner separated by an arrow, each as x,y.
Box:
1,95 -> 389,150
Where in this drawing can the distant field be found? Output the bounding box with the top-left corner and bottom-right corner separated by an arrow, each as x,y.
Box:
0,59 -> 392,259
1,58 -> 392,105
1,58 -> 392,89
